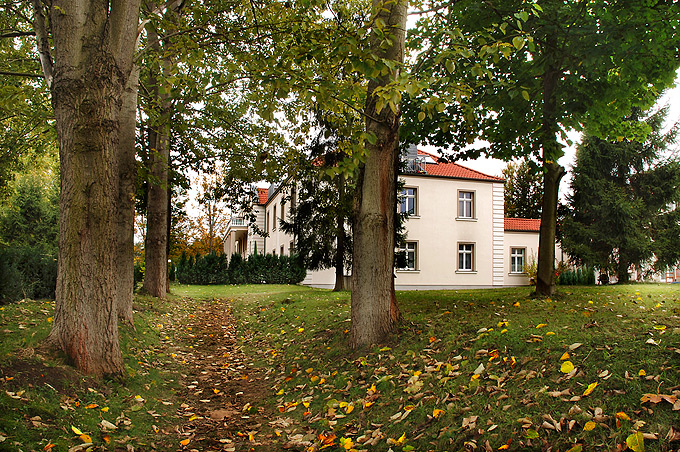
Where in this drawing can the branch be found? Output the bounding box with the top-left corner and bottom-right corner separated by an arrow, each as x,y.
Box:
0,31 -> 36,38
0,70 -> 43,78
31,0 -> 53,88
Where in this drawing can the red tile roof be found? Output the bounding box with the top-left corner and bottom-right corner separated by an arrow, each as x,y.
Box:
504,218 -> 541,232
415,150 -> 504,182
257,188 -> 269,205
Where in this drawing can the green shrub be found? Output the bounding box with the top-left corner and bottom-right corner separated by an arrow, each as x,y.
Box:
176,251 -> 306,285
558,266 -> 596,286
0,244 -> 57,303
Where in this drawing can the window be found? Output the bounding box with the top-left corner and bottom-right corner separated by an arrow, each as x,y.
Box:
281,202 -> 285,222
511,248 -> 525,273
291,186 -> 297,211
458,191 -> 474,219
399,187 -> 417,215
397,242 -> 418,270
273,205 -> 277,230
266,211 -> 270,233
458,243 -> 474,271
281,245 -> 285,256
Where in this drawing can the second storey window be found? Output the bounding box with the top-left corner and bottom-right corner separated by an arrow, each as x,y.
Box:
511,247 -> 525,273
399,187 -> 417,215
273,205 -> 277,230
458,191 -> 474,218
458,243 -> 474,271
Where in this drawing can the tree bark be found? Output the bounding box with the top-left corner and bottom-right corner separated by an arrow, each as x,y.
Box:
42,0 -> 141,377
350,0 -> 406,349
535,56 -> 565,296
116,65 -> 140,325
143,126 -> 170,297
142,25 -> 171,298
334,175 -> 346,291
536,162 -> 565,295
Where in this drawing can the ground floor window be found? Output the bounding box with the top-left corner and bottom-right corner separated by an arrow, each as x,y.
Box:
397,242 -> 418,270
511,247 -> 525,273
458,243 -> 474,271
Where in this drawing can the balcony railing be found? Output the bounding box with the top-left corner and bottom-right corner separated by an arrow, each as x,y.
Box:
227,217 -> 247,229
404,158 -> 427,174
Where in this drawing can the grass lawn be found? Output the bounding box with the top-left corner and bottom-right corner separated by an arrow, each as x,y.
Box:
1,283 -> 679,451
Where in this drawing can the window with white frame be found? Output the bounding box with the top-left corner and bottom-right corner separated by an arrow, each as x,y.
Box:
273,205 -> 277,230
458,191 -> 474,218
399,187 -> 417,216
510,248 -> 525,273
458,243 -> 474,271
397,242 -> 418,270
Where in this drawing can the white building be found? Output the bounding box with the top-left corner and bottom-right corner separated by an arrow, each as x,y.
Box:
225,149 -> 551,289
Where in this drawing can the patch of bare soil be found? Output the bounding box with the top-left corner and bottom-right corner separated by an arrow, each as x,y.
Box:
158,299 -> 277,452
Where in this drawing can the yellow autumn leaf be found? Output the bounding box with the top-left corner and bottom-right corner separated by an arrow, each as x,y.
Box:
310,375 -> 319,382
638,369 -> 646,376
653,325 -> 666,330
71,426 -> 83,435
346,403 -> 354,414
560,361 -> 575,373
339,437 -> 354,450
560,352 -> 570,360
84,403 -> 98,409
276,389 -> 284,395
101,407 -> 109,412
583,382 -> 598,396
404,405 -> 415,411
513,301 -> 520,307
536,323 -> 547,328
79,434 -> 92,443
546,331 -> 555,335
103,435 -> 111,444
298,327 -> 304,333
626,431 -> 645,452
583,421 -> 597,431
433,408 -> 445,418
213,388 -> 220,394
180,438 -> 190,446
565,446 -> 583,452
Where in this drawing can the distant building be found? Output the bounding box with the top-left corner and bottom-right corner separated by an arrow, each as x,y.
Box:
225,148 -> 563,289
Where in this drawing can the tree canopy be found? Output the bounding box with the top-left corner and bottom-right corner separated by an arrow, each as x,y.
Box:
561,107 -> 680,283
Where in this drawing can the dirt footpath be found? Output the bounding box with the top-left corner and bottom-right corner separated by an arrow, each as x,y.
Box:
161,299 -> 275,452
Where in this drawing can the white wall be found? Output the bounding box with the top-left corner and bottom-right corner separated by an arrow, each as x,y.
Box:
394,175 -> 503,289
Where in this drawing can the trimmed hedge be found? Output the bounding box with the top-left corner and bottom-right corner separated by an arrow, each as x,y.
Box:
558,266 -> 596,286
175,251 -> 306,285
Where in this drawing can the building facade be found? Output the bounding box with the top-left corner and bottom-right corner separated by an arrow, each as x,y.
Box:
225,149 -> 550,289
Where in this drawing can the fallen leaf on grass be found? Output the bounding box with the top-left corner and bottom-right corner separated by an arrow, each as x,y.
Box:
583,382 -> 598,396
180,438 -> 190,446
583,421 -> 596,431
565,445 -> 582,452
626,432 -> 644,452
560,361 -> 575,373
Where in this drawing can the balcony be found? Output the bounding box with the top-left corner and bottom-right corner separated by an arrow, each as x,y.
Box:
226,217 -> 247,231
404,158 -> 427,174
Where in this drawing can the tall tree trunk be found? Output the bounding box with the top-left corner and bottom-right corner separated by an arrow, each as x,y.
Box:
618,257 -> 630,283
535,58 -> 565,296
116,65 -> 140,325
350,0 -> 406,349
536,162 -> 565,295
39,0 -> 141,377
143,126 -> 170,297
334,176 -> 346,291
142,25 -> 171,298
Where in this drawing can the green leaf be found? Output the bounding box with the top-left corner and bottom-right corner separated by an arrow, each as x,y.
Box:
512,36 -> 525,50
565,446 -> 582,452
626,432 -> 644,452
525,429 -> 539,439
417,111 -> 426,122
521,90 -> 530,101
